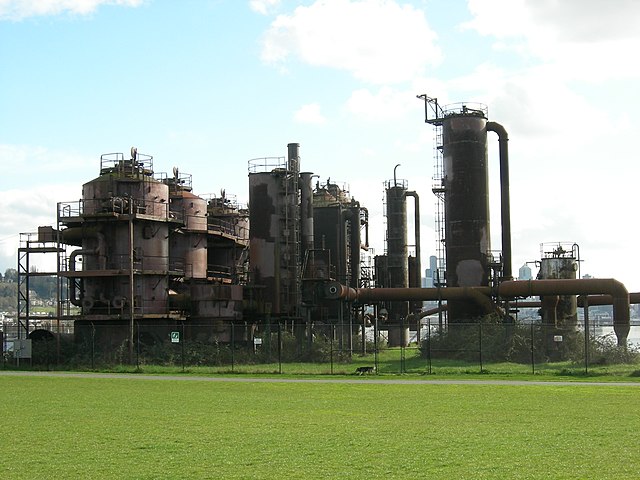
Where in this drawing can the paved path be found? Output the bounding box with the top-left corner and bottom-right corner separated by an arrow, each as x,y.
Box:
1,370 -> 639,387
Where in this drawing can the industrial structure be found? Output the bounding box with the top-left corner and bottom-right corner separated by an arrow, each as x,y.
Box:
325,95 -> 632,349
14,96 -> 636,364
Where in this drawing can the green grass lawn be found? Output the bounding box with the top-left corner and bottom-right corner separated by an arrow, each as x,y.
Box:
2,374 -> 640,479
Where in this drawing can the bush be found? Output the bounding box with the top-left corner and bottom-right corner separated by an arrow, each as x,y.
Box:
420,316 -> 640,366
419,315 -> 539,363
584,333 -> 640,365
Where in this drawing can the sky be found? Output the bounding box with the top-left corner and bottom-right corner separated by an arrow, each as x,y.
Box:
1,0 -> 639,291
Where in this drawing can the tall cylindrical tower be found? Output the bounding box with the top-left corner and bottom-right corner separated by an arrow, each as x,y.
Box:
299,171 -> 315,260
167,172 -> 208,280
384,179 -> 409,313
441,104 -> 491,320
248,148 -> 300,318
384,177 -> 409,346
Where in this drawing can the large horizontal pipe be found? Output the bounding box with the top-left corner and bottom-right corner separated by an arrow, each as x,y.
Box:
499,279 -> 629,345
324,282 -> 494,315
577,292 -> 640,307
325,278 -> 631,345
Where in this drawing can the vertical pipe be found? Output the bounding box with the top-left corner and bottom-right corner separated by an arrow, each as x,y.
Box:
349,206 -> 361,288
486,121 -> 512,280
299,172 -> 315,258
405,191 -> 422,309
582,296 -> 589,374
362,208 -> 369,249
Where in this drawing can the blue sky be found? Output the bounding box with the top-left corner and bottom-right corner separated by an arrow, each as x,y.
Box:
1,0 -> 639,291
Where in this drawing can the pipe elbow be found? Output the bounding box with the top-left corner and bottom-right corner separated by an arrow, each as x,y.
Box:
341,209 -> 354,222
607,278 -> 629,298
487,121 -> 509,141
69,249 -> 88,271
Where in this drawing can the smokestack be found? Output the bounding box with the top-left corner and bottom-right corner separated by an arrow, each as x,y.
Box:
287,143 -> 300,174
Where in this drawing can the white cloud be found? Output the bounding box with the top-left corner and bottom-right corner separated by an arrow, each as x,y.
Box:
0,143 -> 92,270
249,0 -> 280,15
0,0 -> 144,21
294,103 -> 327,125
0,183 -> 79,271
462,0 -> 640,81
261,0 -> 441,85
463,0 -> 640,42
0,143 -> 105,270
346,86 -> 418,121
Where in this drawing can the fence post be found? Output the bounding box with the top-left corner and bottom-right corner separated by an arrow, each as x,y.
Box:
374,317 -> 379,373
530,322 -> 535,375
400,332 -> 405,374
91,322 -> 95,370
330,323 -> 334,375
277,323 -> 282,374
181,321 -> 185,373
479,322 -> 483,374
361,306 -> 366,355
136,321 -> 140,371
583,298 -> 589,375
231,323 -> 235,373
427,318 -> 432,375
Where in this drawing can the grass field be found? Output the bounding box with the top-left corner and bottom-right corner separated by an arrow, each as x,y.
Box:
2,373 -> 640,479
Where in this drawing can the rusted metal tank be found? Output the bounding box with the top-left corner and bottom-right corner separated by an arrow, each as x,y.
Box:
385,178 -> 409,346
441,104 -> 491,320
188,283 -> 244,339
248,149 -> 300,317
74,152 -> 170,315
166,171 -> 208,280
312,180 -> 362,328
538,242 -> 579,326
313,180 -> 358,286
206,193 -> 249,283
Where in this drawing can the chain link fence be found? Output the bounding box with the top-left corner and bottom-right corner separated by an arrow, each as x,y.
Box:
2,320 -> 640,375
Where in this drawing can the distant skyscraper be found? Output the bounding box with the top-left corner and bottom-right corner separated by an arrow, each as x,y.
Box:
518,263 -> 532,281
423,255 -> 438,287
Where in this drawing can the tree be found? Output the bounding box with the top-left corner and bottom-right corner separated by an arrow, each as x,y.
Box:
3,268 -> 17,283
